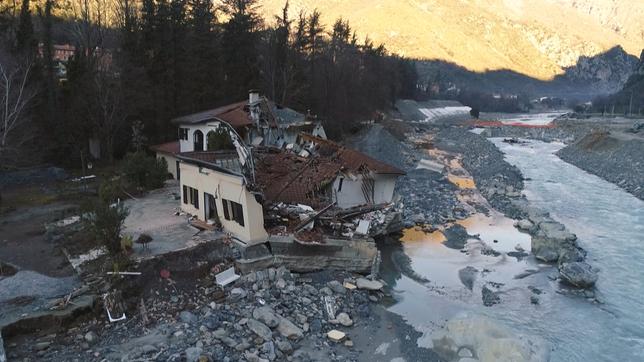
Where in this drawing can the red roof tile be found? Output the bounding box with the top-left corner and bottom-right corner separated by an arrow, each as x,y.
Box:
150,141 -> 180,155
170,101 -> 253,129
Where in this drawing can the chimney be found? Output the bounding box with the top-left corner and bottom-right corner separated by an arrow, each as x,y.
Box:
249,89 -> 260,104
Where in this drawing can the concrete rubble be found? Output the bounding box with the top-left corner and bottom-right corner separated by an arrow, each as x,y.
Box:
5,267 -> 387,361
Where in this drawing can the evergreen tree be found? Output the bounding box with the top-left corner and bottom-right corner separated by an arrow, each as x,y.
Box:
220,0 -> 262,101
16,0 -> 35,54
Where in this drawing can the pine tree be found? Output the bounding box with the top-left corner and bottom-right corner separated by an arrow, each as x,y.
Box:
16,0 -> 35,54
221,0 -> 262,101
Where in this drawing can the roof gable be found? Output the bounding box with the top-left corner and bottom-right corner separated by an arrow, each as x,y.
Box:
171,101 -> 252,128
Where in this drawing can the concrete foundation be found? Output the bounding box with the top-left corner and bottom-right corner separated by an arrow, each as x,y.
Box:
236,235 -> 378,274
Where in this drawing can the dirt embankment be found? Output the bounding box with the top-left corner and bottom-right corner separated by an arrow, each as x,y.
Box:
557,131 -> 644,200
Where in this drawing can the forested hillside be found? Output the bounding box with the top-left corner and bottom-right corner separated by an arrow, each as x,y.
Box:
0,0 -> 417,167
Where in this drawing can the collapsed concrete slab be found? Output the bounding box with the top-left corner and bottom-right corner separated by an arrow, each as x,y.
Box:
236,235 -> 378,274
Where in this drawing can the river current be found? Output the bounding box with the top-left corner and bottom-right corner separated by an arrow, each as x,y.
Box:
381,132 -> 644,361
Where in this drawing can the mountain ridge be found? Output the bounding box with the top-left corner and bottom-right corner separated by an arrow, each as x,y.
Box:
259,0 -> 644,81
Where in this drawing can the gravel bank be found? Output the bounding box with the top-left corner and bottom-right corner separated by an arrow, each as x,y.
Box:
346,124 -> 464,226
434,127 -> 526,218
557,132 -> 644,200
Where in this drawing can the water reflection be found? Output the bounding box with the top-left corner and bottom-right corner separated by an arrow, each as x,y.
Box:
380,135 -> 644,361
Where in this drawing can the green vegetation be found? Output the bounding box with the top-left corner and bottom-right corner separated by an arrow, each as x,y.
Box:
122,151 -> 168,190
82,181 -> 130,256
207,128 -> 235,151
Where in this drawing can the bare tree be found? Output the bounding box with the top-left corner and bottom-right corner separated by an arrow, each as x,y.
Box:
67,0 -> 110,59
90,69 -> 125,163
0,48 -> 35,163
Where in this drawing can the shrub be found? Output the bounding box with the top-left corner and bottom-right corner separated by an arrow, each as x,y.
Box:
122,151 -> 168,190
82,182 -> 130,255
470,108 -> 480,119
207,127 -> 235,150
120,234 -> 134,254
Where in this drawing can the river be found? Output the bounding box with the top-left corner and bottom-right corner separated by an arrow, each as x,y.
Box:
380,135 -> 644,361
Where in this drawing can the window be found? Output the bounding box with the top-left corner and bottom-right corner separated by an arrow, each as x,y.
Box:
192,188 -> 199,209
179,128 -> 189,140
184,185 -> 199,209
222,199 -> 244,226
338,177 -> 344,192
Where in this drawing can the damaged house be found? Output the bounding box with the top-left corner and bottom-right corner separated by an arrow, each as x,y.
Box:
152,92 -> 405,246
153,90 -> 327,180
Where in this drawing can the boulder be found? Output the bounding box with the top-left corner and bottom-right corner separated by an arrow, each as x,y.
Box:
531,237 -> 562,263
458,266 -> 478,291
277,317 -> 303,340
247,319 -> 273,341
481,286 -> 500,307
327,280 -> 346,294
356,278 -> 383,290
536,221 -> 576,241
276,340 -> 293,354
432,313 -> 549,362
179,310 -> 197,324
84,331 -> 97,344
185,347 -> 203,362
253,306 -> 280,328
558,248 -> 585,264
335,312 -> 353,327
515,219 -> 534,231
559,262 -> 598,288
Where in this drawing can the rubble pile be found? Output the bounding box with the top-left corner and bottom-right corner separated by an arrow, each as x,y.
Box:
266,202 -> 404,241
6,267 -> 386,362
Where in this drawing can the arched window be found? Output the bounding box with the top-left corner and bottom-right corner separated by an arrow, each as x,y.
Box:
193,130 -> 204,151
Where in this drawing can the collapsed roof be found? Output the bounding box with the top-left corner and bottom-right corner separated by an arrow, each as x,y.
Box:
254,135 -> 405,208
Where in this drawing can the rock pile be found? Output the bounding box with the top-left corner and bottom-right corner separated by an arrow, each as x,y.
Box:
512,202 -> 598,288
7,267 -> 385,362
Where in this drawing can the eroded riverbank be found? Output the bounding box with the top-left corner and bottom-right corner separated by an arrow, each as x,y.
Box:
350,118 -> 643,361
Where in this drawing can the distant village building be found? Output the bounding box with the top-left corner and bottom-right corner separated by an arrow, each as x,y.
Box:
152,91 -> 405,245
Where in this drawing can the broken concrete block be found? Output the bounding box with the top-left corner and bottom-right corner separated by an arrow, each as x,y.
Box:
327,330 -> 346,342
343,282 -> 357,290
277,317 -> 303,340
356,278 -> 383,290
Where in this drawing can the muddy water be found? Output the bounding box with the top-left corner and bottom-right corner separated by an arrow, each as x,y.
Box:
380,136 -> 644,361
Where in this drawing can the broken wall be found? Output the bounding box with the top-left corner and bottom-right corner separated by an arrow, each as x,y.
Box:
179,163 -> 268,244
332,174 -> 398,209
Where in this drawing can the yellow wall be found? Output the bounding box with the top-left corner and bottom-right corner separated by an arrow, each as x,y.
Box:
156,153 -> 180,180
179,162 -> 268,245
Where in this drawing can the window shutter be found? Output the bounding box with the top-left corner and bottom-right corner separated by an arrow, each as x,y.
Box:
234,203 -> 245,226
183,185 -> 187,204
193,188 -> 199,209
223,200 -> 230,220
